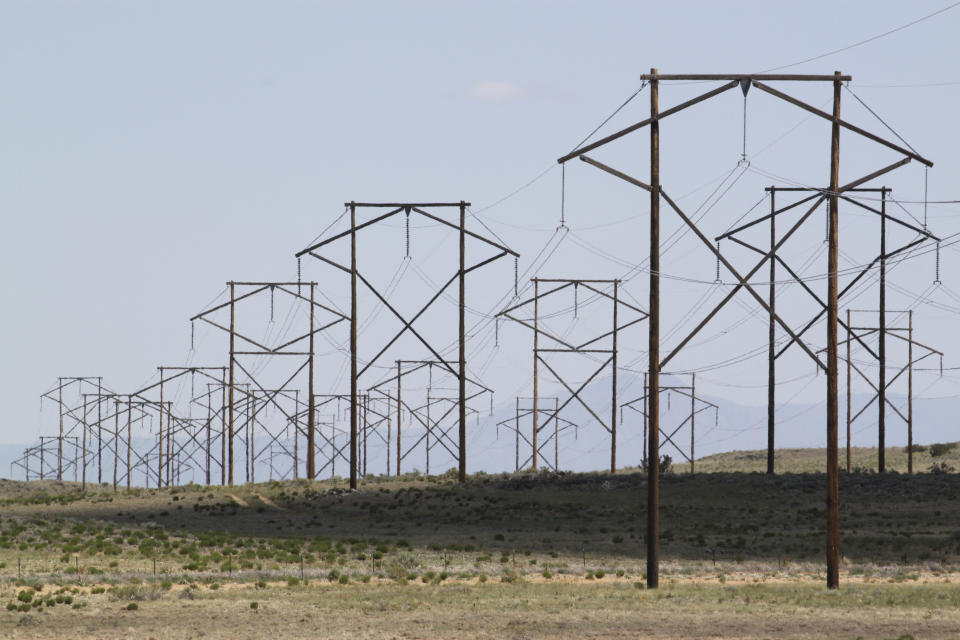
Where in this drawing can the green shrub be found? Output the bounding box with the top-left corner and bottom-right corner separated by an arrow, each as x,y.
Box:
541,568 -> 553,579
930,443 -> 957,457
250,601 -> 259,610
500,569 -> 521,583
126,602 -> 138,611
338,575 -> 349,585
16,590 -> 33,603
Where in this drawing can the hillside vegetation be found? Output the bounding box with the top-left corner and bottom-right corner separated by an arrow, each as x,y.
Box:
0,448 -> 958,638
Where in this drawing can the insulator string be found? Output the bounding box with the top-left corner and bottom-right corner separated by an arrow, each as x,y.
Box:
559,163 -> 567,230
824,202 -> 829,243
935,241 -> 942,285
514,257 -> 519,297
715,241 -> 721,283
405,211 -> 411,258
741,94 -> 748,163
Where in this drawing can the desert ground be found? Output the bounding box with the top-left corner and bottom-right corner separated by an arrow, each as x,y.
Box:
1,444 -> 959,639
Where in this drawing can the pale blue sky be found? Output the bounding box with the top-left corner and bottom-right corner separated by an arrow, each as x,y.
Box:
2,1 -> 959,468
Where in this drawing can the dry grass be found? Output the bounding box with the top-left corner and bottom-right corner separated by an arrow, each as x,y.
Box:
0,447 -> 958,638
688,442 -> 960,474
2,581 -> 960,639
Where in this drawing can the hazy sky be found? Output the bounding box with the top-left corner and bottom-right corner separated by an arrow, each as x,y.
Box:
2,1 -> 959,462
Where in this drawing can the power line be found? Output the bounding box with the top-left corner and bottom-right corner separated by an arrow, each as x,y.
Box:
757,1 -> 960,73
854,80 -> 960,89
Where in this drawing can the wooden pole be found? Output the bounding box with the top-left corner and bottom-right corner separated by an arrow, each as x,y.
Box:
247,396 -> 253,483
350,203 -> 359,490
228,281 -> 236,486
308,283 -> 316,480
642,372 -> 648,464
58,378 -> 63,481
113,400 -> 119,491
846,309 -> 852,473
554,398 -> 559,471
426,389 -> 431,476
205,385 -> 212,485
532,278 -> 540,470
459,201 -> 468,483
515,397 -> 520,472
908,310 -> 914,474
396,360 -> 402,476
826,70 -> 842,591
97,379 -> 102,485
221,369 -> 227,485
690,373 -> 696,474
386,394 -> 391,476
126,397 -> 132,490
159,368 -> 165,488
647,67 -> 661,590
768,188 -> 776,474
81,394 -> 88,491
611,280 -> 619,473
878,189 -> 887,473
363,394 -> 369,477
168,402 -> 174,486
167,402 -> 173,486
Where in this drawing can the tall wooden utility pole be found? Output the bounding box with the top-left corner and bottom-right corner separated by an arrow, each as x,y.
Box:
308,282 -> 316,479
57,378 -> 63,480
228,281 -> 236,486
846,309 -> 852,473
647,67 -> 661,590
907,310 -> 914,474
767,189 -> 776,474
825,70 -> 842,590
221,369 -> 227,485
159,368 -> 165,488
396,360 -> 402,475
878,188 -> 887,472
349,202 -> 359,490
532,279 -> 539,470
611,280 -> 619,473
458,201 -> 468,483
